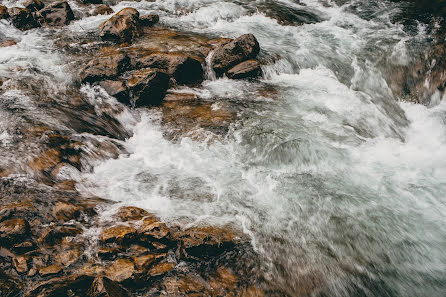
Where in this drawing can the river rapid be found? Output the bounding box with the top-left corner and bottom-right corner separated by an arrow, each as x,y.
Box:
1,0 -> 446,296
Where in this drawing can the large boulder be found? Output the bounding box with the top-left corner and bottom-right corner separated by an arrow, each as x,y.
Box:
211,34 -> 260,76
126,69 -> 170,106
99,8 -> 141,43
135,53 -> 204,86
39,1 -> 75,26
226,59 -> 262,79
80,53 -> 131,84
7,7 -> 40,31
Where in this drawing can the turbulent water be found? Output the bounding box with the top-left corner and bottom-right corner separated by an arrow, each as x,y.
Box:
1,0 -> 446,296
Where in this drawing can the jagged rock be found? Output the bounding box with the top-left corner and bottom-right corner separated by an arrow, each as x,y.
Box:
38,226 -> 83,246
101,226 -> 137,245
226,59 -> 262,79
0,201 -> 36,222
211,34 -> 260,76
24,274 -> 94,297
148,262 -> 174,277
257,1 -> 323,26
80,53 -> 131,84
163,275 -> 206,295
56,248 -> 82,267
7,7 -> 40,31
87,277 -> 131,297
135,53 -> 204,86
133,254 -> 157,271
138,218 -> 170,241
0,218 -> 30,246
11,241 -> 36,254
105,258 -> 136,283
52,201 -> 82,222
98,80 -> 128,102
39,265 -> 62,277
99,8 -> 141,43
116,206 -> 149,221
28,149 -> 62,172
126,69 -> 170,106
13,255 -> 30,274
97,247 -> 120,260
0,5 -> 9,19
40,1 -> 75,26
92,4 -> 114,16
140,14 -> 159,26
24,0 -> 45,12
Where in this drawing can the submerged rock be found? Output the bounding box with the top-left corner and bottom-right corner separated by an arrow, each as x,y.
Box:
0,40 -> 17,47
116,206 -> 149,221
126,69 -> 170,106
211,34 -> 260,76
80,53 -> 131,84
98,80 -> 128,102
140,14 -> 159,27
226,59 -> 262,79
7,7 -> 40,31
257,1 -> 323,26
100,8 -> 141,43
39,1 -> 75,27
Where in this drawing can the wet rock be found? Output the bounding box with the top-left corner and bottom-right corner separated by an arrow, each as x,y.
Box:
126,69 -> 170,106
163,275 -> 206,295
226,59 -> 262,79
87,277 -> 131,297
82,0 -> 103,4
0,201 -> 36,222
148,261 -> 174,277
116,206 -> 149,221
91,4 -> 114,16
138,218 -> 170,241
56,248 -> 82,267
101,226 -> 137,245
24,0 -> 45,12
38,226 -> 83,246
140,14 -> 159,27
0,40 -> 16,47
11,241 -> 36,254
39,264 -> 62,277
28,149 -> 61,172
99,8 -> 141,43
257,1 -> 323,26
242,286 -> 265,297
13,255 -> 29,274
7,7 -> 40,31
53,180 -> 76,191
0,218 -> 30,246
211,34 -> 260,76
98,80 -> 128,102
0,5 -> 9,20
24,274 -> 94,297
80,53 -> 131,84
105,258 -> 136,283
52,201 -> 82,222
97,247 -> 120,260
133,254 -> 157,271
40,1 -> 75,27
135,53 -> 204,86
0,271 -> 22,297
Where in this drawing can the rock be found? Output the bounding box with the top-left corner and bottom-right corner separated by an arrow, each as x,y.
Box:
24,0 -> 45,12
148,262 -> 174,277
7,7 -> 40,31
24,274 -> 94,297
13,255 -> 29,274
257,1 -> 323,26
53,180 -> 76,191
28,149 -> 61,172
101,226 -> 137,245
0,5 -> 9,20
133,254 -> 157,271
38,226 -> 83,246
163,275 -> 206,295
11,241 -> 36,254
56,248 -> 82,267
242,285 -> 265,297
211,34 -> 260,76
82,0 -> 103,4
98,80 -> 128,102
0,218 -> 30,246
126,69 -> 170,106
0,201 -> 36,222
39,264 -> 62,277
80,53 -> 131,84
140,14 -> 159,26
116,206 -> 149,221
0,40 -> 17,47
87,277 -> 131,297
40,1 -> 75,26
0,271 -> 22,297
138,219 -> 170,241
92,4 -> 114,16
52,201 -> 82,222
99,8 -> 141,43
105,258 -> 136,283
97,247 -> 120,260
226,59 -> 262,79
135,53 -> 204,86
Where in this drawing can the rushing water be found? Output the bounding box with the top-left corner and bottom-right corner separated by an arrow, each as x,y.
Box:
1,0 -> 446,296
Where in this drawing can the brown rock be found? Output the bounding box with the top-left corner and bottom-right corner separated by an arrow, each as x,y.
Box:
40,1 -> 75,27
0,40 -> 17,47
138,218 -> 169,241
163,275 -> 205,295
11,241 -> 36,254
148,262 -> 174,276
0,201 -> 36,221
52,201 -> 81,221
87,277 -> 131,297
82,0 -> 103,4
24,0 -> 45,12
140,14 -> 159,26
0,218 -> 30,245
92,4 -> 114,16
126,69 -> 170,106
24,274 -> 94,297
56,248 -> 82,267
0,271 -> 22,297
226,59 -> 262,79
53,180 -> 76,191
0,5 -> 9,20
38,226 -> 83,246
100,8 -> 141,43
135,53 -> 204,86
97,247 -> 120,260
101,225 -> 137,244
105,258 -> 136,283
98,80 -> 128,102
7,7 -> 40,31
80,53 -> 131,84
242,285 -> 265,297
211,34 -> 260,76
13,255 -> 29,274
39,264 -> 62,276
28,149 -> 61,172
116,206 -> 149,221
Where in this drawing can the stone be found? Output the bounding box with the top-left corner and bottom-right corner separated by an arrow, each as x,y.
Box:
226,59 -> 262,79
92,4 -> 114,16
0,5 -> 9,20
39,1 -> 74,26
97,247 -> 120,260
7,7 -> 40,31
133,254 -> 157,271
242,285 -> 265,297
82,0 -> 103,4
11,241 -> 36,254
99,8 -> 141,43
163,275 -> 206,295
52,201 -> 82,221
80,53 -> 131,84
24,274 -> 94,297
148,262 -> 174,277
39,264 -> 62,276
140,14 -> 159,26
13,255 -> 29,274
24,0 -> 45,12
0,218 -> 30,245
101,226 -> 137,244
28,149 -> 61,172
0,40 -> 17,47
211,34 -> 260,76
53,180 -> 76,191
38,226 -> 83,246
98,80 -> 128,102
105,258 -> 135,283
87,277 -> 131,297
0,201 -> 36,221
0,271 -> 22,297
116,206 -> 149,221
257,2 -> 323,26
138,219 -> 170,241
135,53 -> 204,86
126,69 -> 170,106
56,248 -> 82,267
